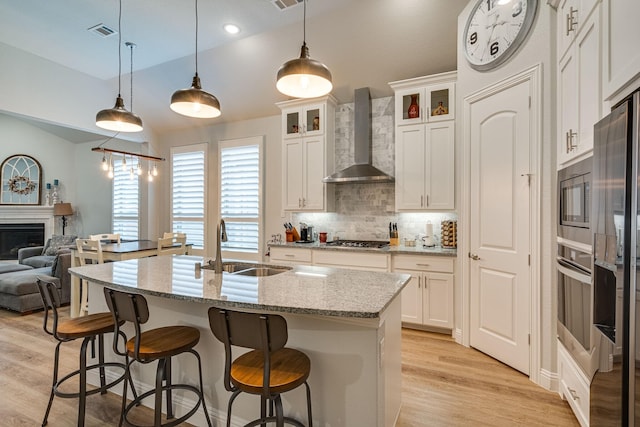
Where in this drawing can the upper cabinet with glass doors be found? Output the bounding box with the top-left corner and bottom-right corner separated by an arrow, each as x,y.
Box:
282,102 -> 326,139
392,72 -> 456,125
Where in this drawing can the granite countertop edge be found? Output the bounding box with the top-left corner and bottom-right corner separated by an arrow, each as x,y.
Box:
70,261 -> 409,319
271,242 -> 457,257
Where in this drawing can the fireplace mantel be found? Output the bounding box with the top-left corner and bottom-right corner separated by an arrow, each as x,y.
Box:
0,205 -> 55,241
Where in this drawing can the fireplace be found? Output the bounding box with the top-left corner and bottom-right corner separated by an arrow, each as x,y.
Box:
0,223 -> 45,260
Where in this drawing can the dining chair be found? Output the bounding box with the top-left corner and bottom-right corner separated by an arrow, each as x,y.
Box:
89,233 -> 121,244
157,232 -> 187,256
76,238 -> 104,316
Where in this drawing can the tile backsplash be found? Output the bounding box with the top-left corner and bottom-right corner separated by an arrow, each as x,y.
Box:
292,95 -> 457,245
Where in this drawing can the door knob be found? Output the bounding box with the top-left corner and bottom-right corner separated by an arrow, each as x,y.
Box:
469,253 -> 481,260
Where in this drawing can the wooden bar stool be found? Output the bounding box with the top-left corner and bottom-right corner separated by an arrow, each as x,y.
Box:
36,277 -> 133,427
208,307 -> 313,427
104,287 -> 212,427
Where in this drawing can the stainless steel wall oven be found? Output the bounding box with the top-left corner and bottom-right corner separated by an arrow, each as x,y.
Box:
557,156 -> 594,377
558,157 -> 592,244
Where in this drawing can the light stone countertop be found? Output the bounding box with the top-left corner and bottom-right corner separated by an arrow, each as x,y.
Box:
69,255 -> 411,319
270,241 -> 458,256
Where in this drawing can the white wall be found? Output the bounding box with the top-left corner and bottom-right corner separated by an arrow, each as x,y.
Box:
156,115 -> 282,258
0,42 -> 156,144
0,114 -> 77,233
456,1 -> 556,383
0,112 -> 154,239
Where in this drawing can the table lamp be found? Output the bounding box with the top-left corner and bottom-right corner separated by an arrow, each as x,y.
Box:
53,202 -> 73,235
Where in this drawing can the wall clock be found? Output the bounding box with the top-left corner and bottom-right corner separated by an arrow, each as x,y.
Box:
463,0 -> 538,71
1,154 -> 41,205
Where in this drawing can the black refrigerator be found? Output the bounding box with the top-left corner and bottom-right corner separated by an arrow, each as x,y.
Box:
590,89 -> 640,426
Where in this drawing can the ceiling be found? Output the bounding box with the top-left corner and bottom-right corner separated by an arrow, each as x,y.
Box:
0,0 -> 469,139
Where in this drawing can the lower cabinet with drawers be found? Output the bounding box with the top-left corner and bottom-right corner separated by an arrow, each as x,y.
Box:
557,340 -> 590,427
270,247 -> 455,330
313,250 -> 390,271
269,246 -> 312,265
392,254 -> 454,330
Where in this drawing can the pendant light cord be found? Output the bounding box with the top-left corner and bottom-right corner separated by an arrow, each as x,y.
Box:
195,0 -> 199,75
303,0 -> 306,44
129,43 -> 134,110
117,0 -> 122,97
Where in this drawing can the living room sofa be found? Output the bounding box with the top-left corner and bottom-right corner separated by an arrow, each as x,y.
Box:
0,236 -> 75,313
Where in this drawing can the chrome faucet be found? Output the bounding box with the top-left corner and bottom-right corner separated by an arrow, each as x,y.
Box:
213,219 -> 227,273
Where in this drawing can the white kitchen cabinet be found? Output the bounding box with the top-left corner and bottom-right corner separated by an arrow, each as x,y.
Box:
557,4 -> 601,166
557,0 -> 600,61
277,95 -> 336,212
313,250 -> 390,271
395,121 -> 455,210
602,0 -> 640,100
391,75 -> 455,125
392,255 -> 454,329
390,73 -> 456,211
558,340 -> 590,427
269,246 -> 312,265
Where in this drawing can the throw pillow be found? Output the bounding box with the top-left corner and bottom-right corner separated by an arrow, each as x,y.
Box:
40,238 -> 51,255
51,247 -> 72,274
43,235 -> 77,256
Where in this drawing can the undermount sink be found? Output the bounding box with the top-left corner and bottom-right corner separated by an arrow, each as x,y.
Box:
204,261 -> 291,276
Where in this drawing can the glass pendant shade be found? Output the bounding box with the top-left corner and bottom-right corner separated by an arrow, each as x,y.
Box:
96,96 -> 143,132
277,42 -> 332,98
170,74 -> 221,118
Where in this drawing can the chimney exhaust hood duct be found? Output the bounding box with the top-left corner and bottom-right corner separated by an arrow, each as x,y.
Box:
323,88 -> 394,183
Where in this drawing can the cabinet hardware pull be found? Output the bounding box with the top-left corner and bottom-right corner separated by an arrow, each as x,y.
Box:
567,387 -> 579,401
567,129 -> 577,152
421,195 -> 424,207
285,254 -> 295,257
416,263 -> 430,267
469,253 -> 481,260
566,7 -> 578,36
298,198 -> 302,208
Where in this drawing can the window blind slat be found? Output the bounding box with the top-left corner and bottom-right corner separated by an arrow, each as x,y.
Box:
171,149 -> 206,250
112,159 -> 139,240
219,141 -> 260,254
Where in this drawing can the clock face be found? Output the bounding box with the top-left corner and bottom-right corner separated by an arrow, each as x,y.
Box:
464,0 -> 538,71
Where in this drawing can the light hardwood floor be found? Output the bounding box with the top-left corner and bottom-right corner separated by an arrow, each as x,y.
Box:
0,308 -> 579,426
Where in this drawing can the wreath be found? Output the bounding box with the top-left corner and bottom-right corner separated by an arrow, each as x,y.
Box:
8,175 -> 37,195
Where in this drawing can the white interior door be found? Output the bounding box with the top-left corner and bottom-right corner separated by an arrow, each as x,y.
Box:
469,79 -> 531,375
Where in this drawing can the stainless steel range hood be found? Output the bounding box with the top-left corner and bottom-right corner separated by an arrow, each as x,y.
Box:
323,88 -> 394,183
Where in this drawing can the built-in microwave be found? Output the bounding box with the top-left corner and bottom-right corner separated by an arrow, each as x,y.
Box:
558,157 -> 592,244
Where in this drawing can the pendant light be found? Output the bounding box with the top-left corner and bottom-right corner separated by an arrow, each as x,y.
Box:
276,0 -> 332,98
96,0 -> 143,132
170,0 -> 221,118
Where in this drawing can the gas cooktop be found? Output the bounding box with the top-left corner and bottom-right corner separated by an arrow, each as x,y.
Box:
325,240 -> 389,249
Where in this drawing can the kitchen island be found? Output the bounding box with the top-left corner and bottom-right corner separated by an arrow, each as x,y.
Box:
69,255 -> 410,427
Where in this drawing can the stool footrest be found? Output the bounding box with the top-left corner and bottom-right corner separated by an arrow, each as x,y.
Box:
123,383 -> 204,427
53,361 -> 127,399
245,416 -> 306,427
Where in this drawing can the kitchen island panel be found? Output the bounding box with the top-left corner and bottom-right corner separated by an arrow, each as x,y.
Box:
72,255 -> 407,427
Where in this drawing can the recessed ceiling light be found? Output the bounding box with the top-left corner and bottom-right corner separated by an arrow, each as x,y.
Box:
223,24 -> 240,35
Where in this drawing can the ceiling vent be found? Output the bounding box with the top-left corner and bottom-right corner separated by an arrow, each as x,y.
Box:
267,0 -> 302,11
87,23 -> 117,38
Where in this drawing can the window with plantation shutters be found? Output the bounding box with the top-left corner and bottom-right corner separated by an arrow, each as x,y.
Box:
219,137 -> 263,259
171,144 -> 207,250
112,158 -> 139,240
